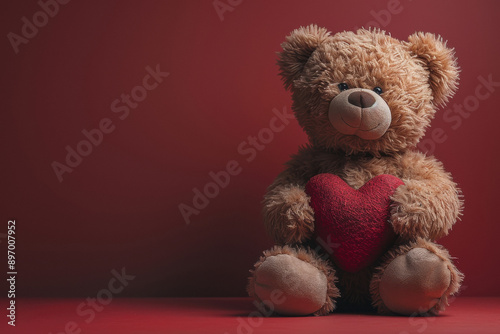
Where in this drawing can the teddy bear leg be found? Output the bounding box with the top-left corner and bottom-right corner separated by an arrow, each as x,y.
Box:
370,238 -> 463,316
247,245 -> 339,316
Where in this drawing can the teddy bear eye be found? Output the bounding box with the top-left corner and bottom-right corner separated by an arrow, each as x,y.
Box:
338,83 -> 349,91
373,86 -> 383,95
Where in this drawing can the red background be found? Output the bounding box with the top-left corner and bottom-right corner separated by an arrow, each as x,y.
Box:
1,0 -> 499,299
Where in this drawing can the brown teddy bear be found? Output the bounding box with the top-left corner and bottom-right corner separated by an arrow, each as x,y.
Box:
247,25 -> 463,316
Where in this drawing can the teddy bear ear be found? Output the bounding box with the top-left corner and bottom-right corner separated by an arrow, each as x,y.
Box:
277,24 -> 331,90
406,32 -> 459,107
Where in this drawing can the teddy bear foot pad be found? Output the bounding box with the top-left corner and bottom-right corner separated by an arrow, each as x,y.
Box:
373,243 -> 462,315
248,246 -> 339,316
254,254 -> 326,315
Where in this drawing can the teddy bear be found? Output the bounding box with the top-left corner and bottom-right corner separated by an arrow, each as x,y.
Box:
247,25 -> 464,316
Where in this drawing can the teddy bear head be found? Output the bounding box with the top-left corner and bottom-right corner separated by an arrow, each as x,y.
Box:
278,25 -> 459,155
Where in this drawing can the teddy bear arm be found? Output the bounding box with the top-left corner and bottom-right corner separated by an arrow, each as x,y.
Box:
390,157 -> 463,241
262,170 -> 315,245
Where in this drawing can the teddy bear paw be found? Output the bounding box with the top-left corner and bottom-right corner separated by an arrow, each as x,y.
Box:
377,247 -> 453,315
253,253 -> 329,316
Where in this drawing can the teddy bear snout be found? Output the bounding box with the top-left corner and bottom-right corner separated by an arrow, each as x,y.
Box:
348,91 -> 376,108
328,88 -> 392,140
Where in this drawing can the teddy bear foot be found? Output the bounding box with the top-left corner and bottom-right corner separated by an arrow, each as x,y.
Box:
370,239 -> 463,316
247,245 -> 339,316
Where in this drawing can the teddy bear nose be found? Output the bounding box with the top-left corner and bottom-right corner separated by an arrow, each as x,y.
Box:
348,91 -> 376,108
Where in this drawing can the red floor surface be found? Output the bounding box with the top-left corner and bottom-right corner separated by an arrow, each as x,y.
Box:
2,297 -> 499,334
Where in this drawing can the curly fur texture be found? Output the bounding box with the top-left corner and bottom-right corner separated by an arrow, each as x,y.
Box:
277,26 -> 459,155
277,25 -> 332,90
406,32 -> 460,107
262,184 -> 315,245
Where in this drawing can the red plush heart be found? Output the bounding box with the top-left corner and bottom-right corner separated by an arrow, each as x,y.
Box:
305,174 -> 404,273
